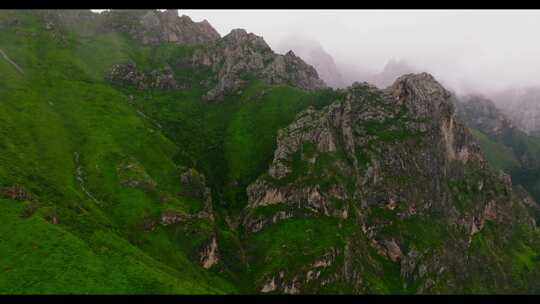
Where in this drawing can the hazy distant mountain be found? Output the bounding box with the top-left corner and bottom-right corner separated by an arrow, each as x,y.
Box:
455,93 -> 540,204
277,35 -> 423,90
275,36 -> 346,88
369,58 -> 418,88
489,86 -> 540,137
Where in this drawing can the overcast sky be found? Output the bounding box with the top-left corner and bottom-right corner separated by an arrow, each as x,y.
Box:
178,9 -> 540,94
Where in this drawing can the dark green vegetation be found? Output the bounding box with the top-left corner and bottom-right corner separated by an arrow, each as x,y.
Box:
0,10 -> 241,294
469,129 -> 520,171
1,10 -> 540,294
468,125 -> 540,204
0,10 -> 338,293
455,95 -> 540,204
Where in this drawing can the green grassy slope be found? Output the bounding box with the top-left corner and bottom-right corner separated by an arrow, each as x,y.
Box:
469,129 -> 520,172
0,10 -> 236,294
4,10 -> 537,294
0,199 -> 228,294
126,83 -> 339,211
469,126 -> 540,203
0,10 -> 339,293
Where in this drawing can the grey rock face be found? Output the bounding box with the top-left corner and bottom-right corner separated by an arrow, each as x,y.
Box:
455,94 -> 514,137
276,37 -> 347,88
243,73 -> 536,293
108,62 -> 179,90
247,73 -> 485,226
177,166 -> 215,221
192,29 -> 326,101
199,236 -> 219,269
455,93 -> 540,169
101,9 -> 220,46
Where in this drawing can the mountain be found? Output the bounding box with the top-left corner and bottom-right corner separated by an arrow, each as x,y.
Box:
244,75 -> 540,293
275,37 -> 346,88
489,86 -> 540,138
369,59 -> 418,88
454,94 -> 540,211
0,9 -> 539,294
275,35 -> 422,91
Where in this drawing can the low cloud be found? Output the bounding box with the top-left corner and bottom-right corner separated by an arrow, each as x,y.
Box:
181,9 -> 540,95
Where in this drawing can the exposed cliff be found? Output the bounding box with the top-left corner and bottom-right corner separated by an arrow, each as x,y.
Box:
191,29 -> 326,101
455,94 -> 540,208
455,94 -> 516,139
100,9 -> 220,45
275,37 -> 347,88
242,73 -> 540,294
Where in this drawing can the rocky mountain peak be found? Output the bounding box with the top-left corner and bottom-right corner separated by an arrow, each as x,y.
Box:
452,93 -> 540,169
455,94 -> 515,136
101,9 -> 220,46
227,28 -> 248,37
387,73 -> 454,125
390,72 -> 450,98
222,29 -> 272,53
241,71 -> 539,293
276,36 -> 347,88
285,50 -> 296,57
192,28 -> 325,101
164,9 -> 180,19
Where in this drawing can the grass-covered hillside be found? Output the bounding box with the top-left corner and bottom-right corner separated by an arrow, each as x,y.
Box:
0,10 -> 340,293
1,10 -> 540,294
468,127 -> 540,204
0,10 -> 237,294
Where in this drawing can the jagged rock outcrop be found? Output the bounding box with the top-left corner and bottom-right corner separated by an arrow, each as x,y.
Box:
246,73 -> 485,227
455,94 -> 540,206
455,94 -> 515,138
100,9 -> 220,45
0,185 -> 33,201
199,235 -> 220,269
192,29 -> 326,101
456,94 -> 540,167
141,166 -> 215,229
178,166 -> 215,221
116,157 -> 158,192
243,73 -> 540,294
276,36 -> 346,88
33,9 -> 220,46
108,62 -> 180,90
107,25 -> 325,98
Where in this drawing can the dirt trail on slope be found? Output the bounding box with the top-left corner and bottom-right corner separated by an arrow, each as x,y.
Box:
0,48 -> 24,74
74,152 -> 102,206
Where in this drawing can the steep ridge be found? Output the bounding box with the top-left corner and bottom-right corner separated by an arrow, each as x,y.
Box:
275,36 -> 347,88
191,29 -> 326,101
455,94 -> 540,209
105,26 -> 326,102
99,9 -> 221,45
455,95 -> 516,139
242,74 -> 540,293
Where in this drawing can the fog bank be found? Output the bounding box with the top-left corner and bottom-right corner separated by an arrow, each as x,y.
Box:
181,9 -> 540,95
